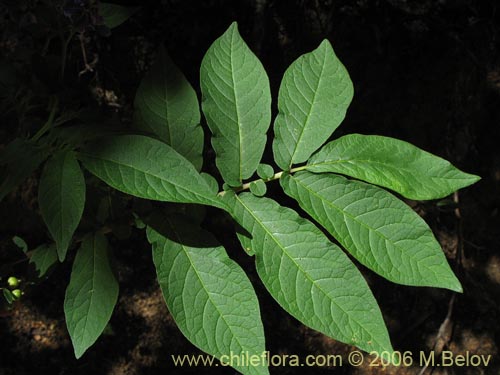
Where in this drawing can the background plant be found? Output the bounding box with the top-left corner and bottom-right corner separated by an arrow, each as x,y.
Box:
0,5 -> 483,374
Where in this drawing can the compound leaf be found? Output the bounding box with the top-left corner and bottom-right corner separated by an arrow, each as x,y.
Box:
272,40 -> 353,170
64,233 -> 119,359
307,134 -> 480,200
30,243 -> 58,277
79,135 -> 226,211
200,22 -> 271,186
281,172 -> 462,292
134,46 -> 204,170
224,192 -> 393,356
148,217 -> 268,375
38,151 -> 86,261
99,2 -> 139,29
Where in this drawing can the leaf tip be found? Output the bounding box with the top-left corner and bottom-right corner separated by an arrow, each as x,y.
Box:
450,279 -> 463,293
226,21 -> 239,36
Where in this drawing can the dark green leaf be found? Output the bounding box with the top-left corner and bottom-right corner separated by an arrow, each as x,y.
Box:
38,151 -> 86,261
64,233 -> 119,358
134,46 -> 204,170
0,138 -> 47,202
99,3 -> 139,29
30,244 -> 58,277
148,217 -> 268,375
12,236 -> 28,253
79,135 -> 227,211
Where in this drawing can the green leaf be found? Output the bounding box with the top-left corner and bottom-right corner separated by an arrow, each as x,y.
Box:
281,172 -> 462,292
200,172 -> 219,193
12,236 -> 28,253
307,134 -> 480,200
256,164 -> 274,180
38,151 -> 86,262
249,180 -> 266,197
30,244 -> 58,277
3,289 -> 15,304
64,233 -> 119,359
99,2 -> 139,29
0,138 -> 47,202
147,216 -> 268,375
134,46 -> 204,170
79,135 -> 227,211
272,40 -> 353,170
224,192 -> 393,355
200,22 -> 272,186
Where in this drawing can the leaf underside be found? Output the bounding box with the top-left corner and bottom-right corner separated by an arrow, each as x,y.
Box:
64,233 -> 119,358
224,192 -> 393,356
134,46 -> 204,170
79,135 -> 227,211
38,151 -> 86,261
281,172 -> 462,292
307,134 -> 480,200
272,39 -> 354,170
201,22 -> 272,186
30,243 -> 58,277
148,216 -> 269,375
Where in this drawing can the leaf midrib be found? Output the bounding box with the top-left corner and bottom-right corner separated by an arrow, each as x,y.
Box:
308,157 -> 475,183
289,175 -> 441,277
234,194 -> 385,349
287,46 -> 327,168
228,28 -> 243,182
163,219 -> 248,362
81,153 -> 216,205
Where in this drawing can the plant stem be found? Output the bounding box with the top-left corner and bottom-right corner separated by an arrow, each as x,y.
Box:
217,165 -> 307,196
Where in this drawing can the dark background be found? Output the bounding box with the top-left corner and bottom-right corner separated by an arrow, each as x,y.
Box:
1,0 -> 499,374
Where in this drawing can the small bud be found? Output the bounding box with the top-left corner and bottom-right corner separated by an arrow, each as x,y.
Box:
12,289 -> 22,299
7,276 -> 19,287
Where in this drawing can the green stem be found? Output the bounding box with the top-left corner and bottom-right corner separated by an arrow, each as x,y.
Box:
217,165 -> 307,196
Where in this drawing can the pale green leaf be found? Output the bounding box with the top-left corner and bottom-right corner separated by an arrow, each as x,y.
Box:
281,172 -> 462,292
147,217 -> 268,375
99,3 -> 139,29
134,46 -> 203,170
200,22 -> 271,186
79,135 -> 227,211
224,192 -> 393,355
307,134 -> 480,200
38,151 -> 86,261
272,40 -> 353,170
64,233 -> 119,358
0,138 -> 47,202
30,244 -> 58,277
